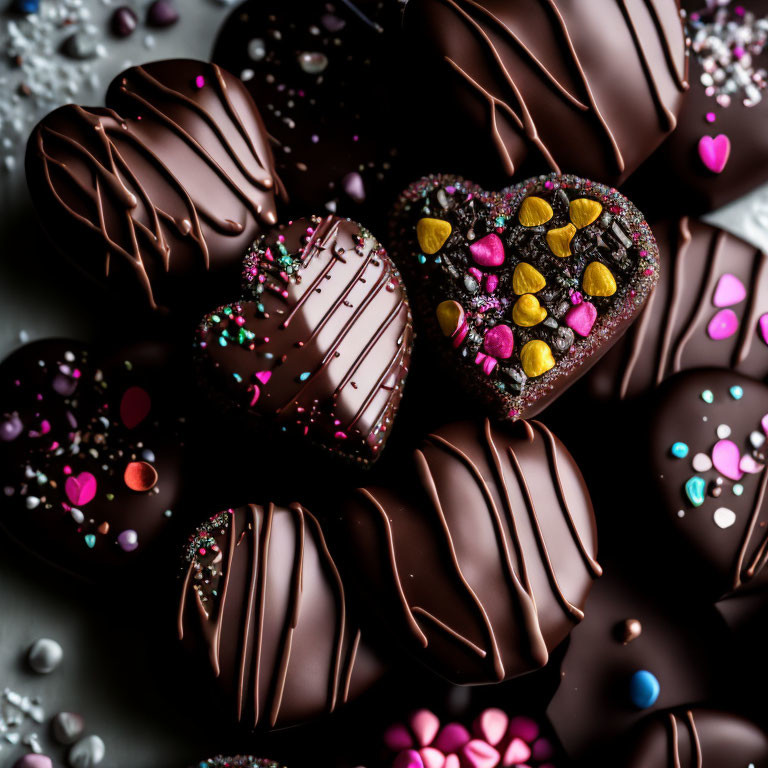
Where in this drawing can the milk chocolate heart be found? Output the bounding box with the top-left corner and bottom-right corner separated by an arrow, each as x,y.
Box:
0,339 -> 184,580
195,215 -> 413,465
25,59 -> 279,312
390,174 -> 659,420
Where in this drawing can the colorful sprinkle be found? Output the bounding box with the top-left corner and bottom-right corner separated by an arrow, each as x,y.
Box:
712,439 -> 743,481
713,507 -> 736,529
670,442 -> 689,458
685,476 -> 707,507
84,534 -> 96,549
629,670 -> 660,708
64,472 -> 97,507
123,461 -> 158,492
698,134 -> 731,173
701,389 -> 714,404
730,385 -> 744,400
117,529 -> 139,552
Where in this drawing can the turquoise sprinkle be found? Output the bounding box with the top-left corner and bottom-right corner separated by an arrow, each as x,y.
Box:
417,254 -> 427,265
495,216 -> 505,227
730,385 -> 744,400
233,373 -> 242,383
734,484 -> 744,496
84,534 -> 96,549
218,337 -> 227,347
299,371 -> 311,382
434,256 -> 442,264
257,303 -> 265,313
671,442 -> 689,459
630,670 -> 660,709
211,314 -> 221,323
685,476 -> 706,507
701,389 -> 714,404
223,306 -> 233,315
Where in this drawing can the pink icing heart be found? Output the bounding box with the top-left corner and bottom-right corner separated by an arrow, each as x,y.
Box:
384,724 -> 414,751
434,724 -> 471,753
698,134 -> 731,173
503,737 -> 532,766
759,314 -> 768,346
460,739 -> 500,768
483,325 -> 514,359
120,386 -> 151,429
474,709 -> 508,747
255,370 -> 272,385
507,716 -> 539,743
712,439 -> 743,481
411,710 -> 441,748
713,273 -> 747,308
394,750 -> 424,768
707,309 -> 739,340
469,233 -> 505,267
740,454 -> 764,474
419,747 -> 446,768
565,300 -> 597,337
64,472 -> 97,506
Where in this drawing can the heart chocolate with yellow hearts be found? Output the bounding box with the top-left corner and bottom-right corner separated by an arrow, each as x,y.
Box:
195,215 -> 414,465
390,174 -> 659,419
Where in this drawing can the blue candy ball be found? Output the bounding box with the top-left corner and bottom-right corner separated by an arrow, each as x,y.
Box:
630,669 -> 660,708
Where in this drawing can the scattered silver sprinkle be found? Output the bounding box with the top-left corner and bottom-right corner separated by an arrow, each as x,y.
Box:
27,637 -> 63,674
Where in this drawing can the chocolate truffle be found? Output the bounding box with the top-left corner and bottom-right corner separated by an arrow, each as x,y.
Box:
633,1 -> 768,214
0,340 -> 183,579
399,0 -> 688,187
648,369 -> 768,601
26,59 -> 278,312
390,174 -> 659,420
547,563 -> 730,759
621,708 -> 768,767
212,0 -> 400,218
338,418 -> 601,684
586,218 -> 768,401
195,215 -> 413,465
178,504 -> 383,729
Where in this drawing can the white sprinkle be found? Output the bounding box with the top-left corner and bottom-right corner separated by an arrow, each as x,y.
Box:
750,430 -> 766,449
70,508 -> 84,524
677,510 -> 685,518
692,453 -> 713,472
714,507 -> 737,529
717,424 -> 732,439
25,497 -> 40,510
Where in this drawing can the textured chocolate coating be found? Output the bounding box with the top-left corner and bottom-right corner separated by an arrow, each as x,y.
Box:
178,504 -> 383,729
547,563 -> 730,759
195,215 -> 413,465
338,418 -> 601,684
633,1 -> 768,215
26,59 -> 278,311
212,0 -> 399,218
193,758 -> 284,768
648,369 -> 768,601
587,219 -> 768,401
0,339 -> 182,579
400,0 -> 688,187
390,174 -> 659,420
621,708 -> 768,768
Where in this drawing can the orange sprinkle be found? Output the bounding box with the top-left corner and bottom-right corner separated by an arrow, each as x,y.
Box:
124,461 -> 158,492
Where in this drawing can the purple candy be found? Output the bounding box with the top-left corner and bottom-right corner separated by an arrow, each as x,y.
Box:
0,413 -> 23,442
111,6 -> 138,37
13,756 -> 53,768
52,371 -> 78,396
342,171 -> 365,203
146,0 -> 178,27
469,233 -> 505,267
117,529 -> 139,552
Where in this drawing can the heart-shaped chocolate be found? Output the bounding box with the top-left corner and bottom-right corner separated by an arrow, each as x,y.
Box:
390,174 -> 659,420
195,215 -> 413,464
648,369 -> 768,602
25,59 -> 279,312
0,339 -> 184,579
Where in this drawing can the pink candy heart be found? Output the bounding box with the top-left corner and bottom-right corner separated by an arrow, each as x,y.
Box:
713,273 -> 747,308
707,309 -> 739,340
469,233 -> 505,267
460,739 -> 500,768
740,454 -> 764,474
712,439 -> 743,481
120,386 -> 151,429
565,300 -> 597,337
434,724 -> 471,754
474,709 -> 508,747
411,710 -> 441,748
420,747 -> 446,768
698,134 -> 731,173
444,756 -> 460,768
483,325 -> 514,359
503,737 -> 531,766
64,472 -> 97,506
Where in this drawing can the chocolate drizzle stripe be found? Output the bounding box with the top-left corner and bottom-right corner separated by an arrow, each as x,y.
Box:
733,249 -> 768,366
669,712 -> 682,768
213,512 -> 238,678
340,630 -> 361,704
411,606 -> 488,657
672,229 -> 726,373
267,506 -> 304,727
505,440 -> 585,621
252,502 -> 274,725
355,488 -> 430,647
237,505 -> 260,721
530,420 -> 602,576
736,466 -> 768,589
645,0 -> 689,89
178,561 -> 195,640
686,710 -> 703,768
619,287 -> 657,398
414,446 -> 506,679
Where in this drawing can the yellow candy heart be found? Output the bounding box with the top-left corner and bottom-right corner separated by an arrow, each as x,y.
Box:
546,223 -> 577,258
416,218 -> 452,255
518,196 -> 554,227
520,340 -> 556,378
436,300 -> 464,337
512,294 -> 547,327
569,198 -> 603,229
512,262 -> 546,295
583,261 -> 617,296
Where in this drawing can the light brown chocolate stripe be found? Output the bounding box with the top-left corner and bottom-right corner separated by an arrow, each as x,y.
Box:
437,0 -> 686,173
667,710 -> 702,768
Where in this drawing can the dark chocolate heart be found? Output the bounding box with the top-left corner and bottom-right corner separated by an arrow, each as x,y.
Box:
0,339 -> 184,580
390,174 -> 659,420
648,369 -> 768,602
25,59 -> 279,312
586,218 -> 768,402
195,215 -> 413,465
